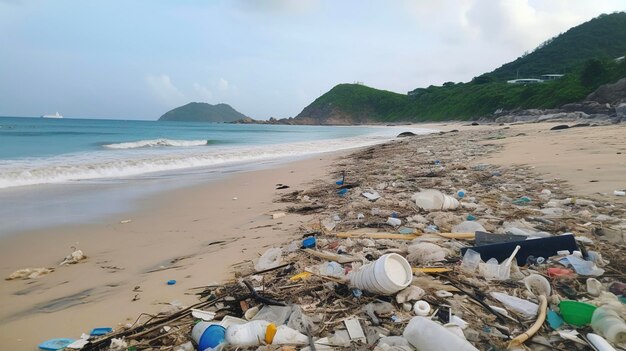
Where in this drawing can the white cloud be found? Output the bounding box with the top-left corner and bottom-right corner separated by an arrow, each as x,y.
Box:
217,78 -> 229,91
192,82 -> 213,102
145,74 -> 186,106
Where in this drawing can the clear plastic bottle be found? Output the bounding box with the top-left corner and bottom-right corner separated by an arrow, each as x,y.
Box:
591,306 -> 626,344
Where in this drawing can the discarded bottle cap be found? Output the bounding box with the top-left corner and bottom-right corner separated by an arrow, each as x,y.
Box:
167,280 -> 176,285
196,324 -> 226,350
302,236 -> 316,249
413,300 -> 431,316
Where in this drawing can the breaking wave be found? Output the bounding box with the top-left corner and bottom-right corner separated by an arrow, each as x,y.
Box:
103,139 -> 210,149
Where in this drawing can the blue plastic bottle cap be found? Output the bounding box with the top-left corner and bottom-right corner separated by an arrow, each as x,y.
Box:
198,325 -> 226,350
302,236 -> 316,248
167,280 -> 176,285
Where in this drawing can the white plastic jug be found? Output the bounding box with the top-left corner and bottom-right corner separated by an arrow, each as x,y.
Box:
225,320 -> 270,347
403,317 -> 478,351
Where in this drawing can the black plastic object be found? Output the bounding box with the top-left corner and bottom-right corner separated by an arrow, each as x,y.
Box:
474,231 -> 527,246
461,234 -> 578,266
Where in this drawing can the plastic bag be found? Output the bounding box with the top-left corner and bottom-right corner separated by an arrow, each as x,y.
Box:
254,248 -> 282,271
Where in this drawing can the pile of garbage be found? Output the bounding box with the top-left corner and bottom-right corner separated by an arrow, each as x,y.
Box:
60,129 -> 625,350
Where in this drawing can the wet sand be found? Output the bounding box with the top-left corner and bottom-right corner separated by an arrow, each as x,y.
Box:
0,153 -> 343,349
0,121 -> 624,349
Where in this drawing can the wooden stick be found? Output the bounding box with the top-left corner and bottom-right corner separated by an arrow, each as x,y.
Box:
302,249 -> 360,263
336,232 -> 420,240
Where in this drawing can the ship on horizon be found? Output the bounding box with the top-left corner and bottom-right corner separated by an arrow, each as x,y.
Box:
41,112 -> 63,119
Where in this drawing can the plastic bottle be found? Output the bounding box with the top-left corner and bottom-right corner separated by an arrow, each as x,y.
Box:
591,306 -> 626,344
403,316 -> 478,351
225,320 -> 272,347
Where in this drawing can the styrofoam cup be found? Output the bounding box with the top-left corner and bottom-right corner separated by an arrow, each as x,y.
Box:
351,254 -> 412,295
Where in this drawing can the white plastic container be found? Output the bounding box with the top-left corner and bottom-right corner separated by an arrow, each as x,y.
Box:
272,325 -> 309,345
413,300 -> 431,316
523,274 -> 551,297
591,306 -> 626,344
587,333 -> 617,351
350,253 -> 412,295
403,316 -> 479,351
412,190 -> 460,211
225,320 -> 270,347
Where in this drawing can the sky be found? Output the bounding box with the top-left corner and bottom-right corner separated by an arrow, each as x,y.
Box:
0,1 -> 624,120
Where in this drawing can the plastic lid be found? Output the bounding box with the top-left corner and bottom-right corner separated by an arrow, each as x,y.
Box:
384,255 -> 411,286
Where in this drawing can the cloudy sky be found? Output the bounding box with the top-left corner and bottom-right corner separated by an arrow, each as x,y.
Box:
0,0 -> 623,120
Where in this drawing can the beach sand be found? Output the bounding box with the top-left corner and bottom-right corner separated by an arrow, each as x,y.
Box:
0,153 -> 343,349
0,121 -> 624,349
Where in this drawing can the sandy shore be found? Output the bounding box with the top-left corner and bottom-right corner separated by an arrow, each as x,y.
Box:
0,153 -> 344,349
0,121 -> 624,349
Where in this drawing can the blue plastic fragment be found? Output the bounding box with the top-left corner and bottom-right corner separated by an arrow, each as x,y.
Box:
90,327 -> 113,336
466,214 -> 476,221
337,188 -> 348,196
302,236 -> 316,249
38,338 -> 76,351
335,180 -> 344,185
352,288 -> 362,298
167,279 -> 176,285
546,309 -> 564,329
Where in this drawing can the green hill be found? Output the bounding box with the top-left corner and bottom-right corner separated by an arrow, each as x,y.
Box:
295,12 -> 626,123
158,102 -> 247,122
483,12 -> 626,81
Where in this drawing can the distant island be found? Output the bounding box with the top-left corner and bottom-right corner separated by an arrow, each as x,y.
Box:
158,102 -> 247,122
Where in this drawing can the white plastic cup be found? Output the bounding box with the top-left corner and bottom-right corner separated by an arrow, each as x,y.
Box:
350,254 -> 412,295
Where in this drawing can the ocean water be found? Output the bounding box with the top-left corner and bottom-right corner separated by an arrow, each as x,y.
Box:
0,116 -> 435,234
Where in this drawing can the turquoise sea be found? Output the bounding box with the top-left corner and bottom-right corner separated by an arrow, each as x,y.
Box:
0,116 -> 434,234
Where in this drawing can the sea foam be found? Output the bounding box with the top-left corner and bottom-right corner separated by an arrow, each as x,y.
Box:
103,138 -> 209,149
0,128 -> 434,189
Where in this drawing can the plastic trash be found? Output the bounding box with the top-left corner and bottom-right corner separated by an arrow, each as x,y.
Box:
478,245 -> 520,280
523,274 -> 551,297
413,300 -> 431,316
559,300 -> 597,326
387,217 -> 402,227
587,333 -> 619,351
272,325 -> 309,345
378,336 -> 413,350
461,234 -> 578,266
547,267 -> 575,278
396,285 -> 426,303
319,261 -> 345,278
591,305 -> 626,344
546,310 -> 564,329
192,323 -> 226,350
287,305 -> 315,334
302,236 -> 316,249
90,327 -> 113,336
225,320 -> 272,347
350,253 -> 412,295
587,278 -> 603,296
456,189 -> 466,198
251,305 -> 292,325
460,249 -> 481,272
362,191 -> 381,201
562,255 -> 605,276
254,248 -> 282,271
167,279 -> 176,285
403,316 -> 479,351
452,221 -> 485,233
614,190 -> 626,196
407,242 -> 447,264
490,292 -> 538,318
411,190 -> 459,211
38,338 -> 76,351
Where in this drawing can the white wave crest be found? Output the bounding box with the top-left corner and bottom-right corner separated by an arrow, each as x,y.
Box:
103,139 -> 208,149
0,127 -> 435,189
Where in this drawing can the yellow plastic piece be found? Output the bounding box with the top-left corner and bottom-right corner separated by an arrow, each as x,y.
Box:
289,272 -> 313,281
265,323 -> 277,344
